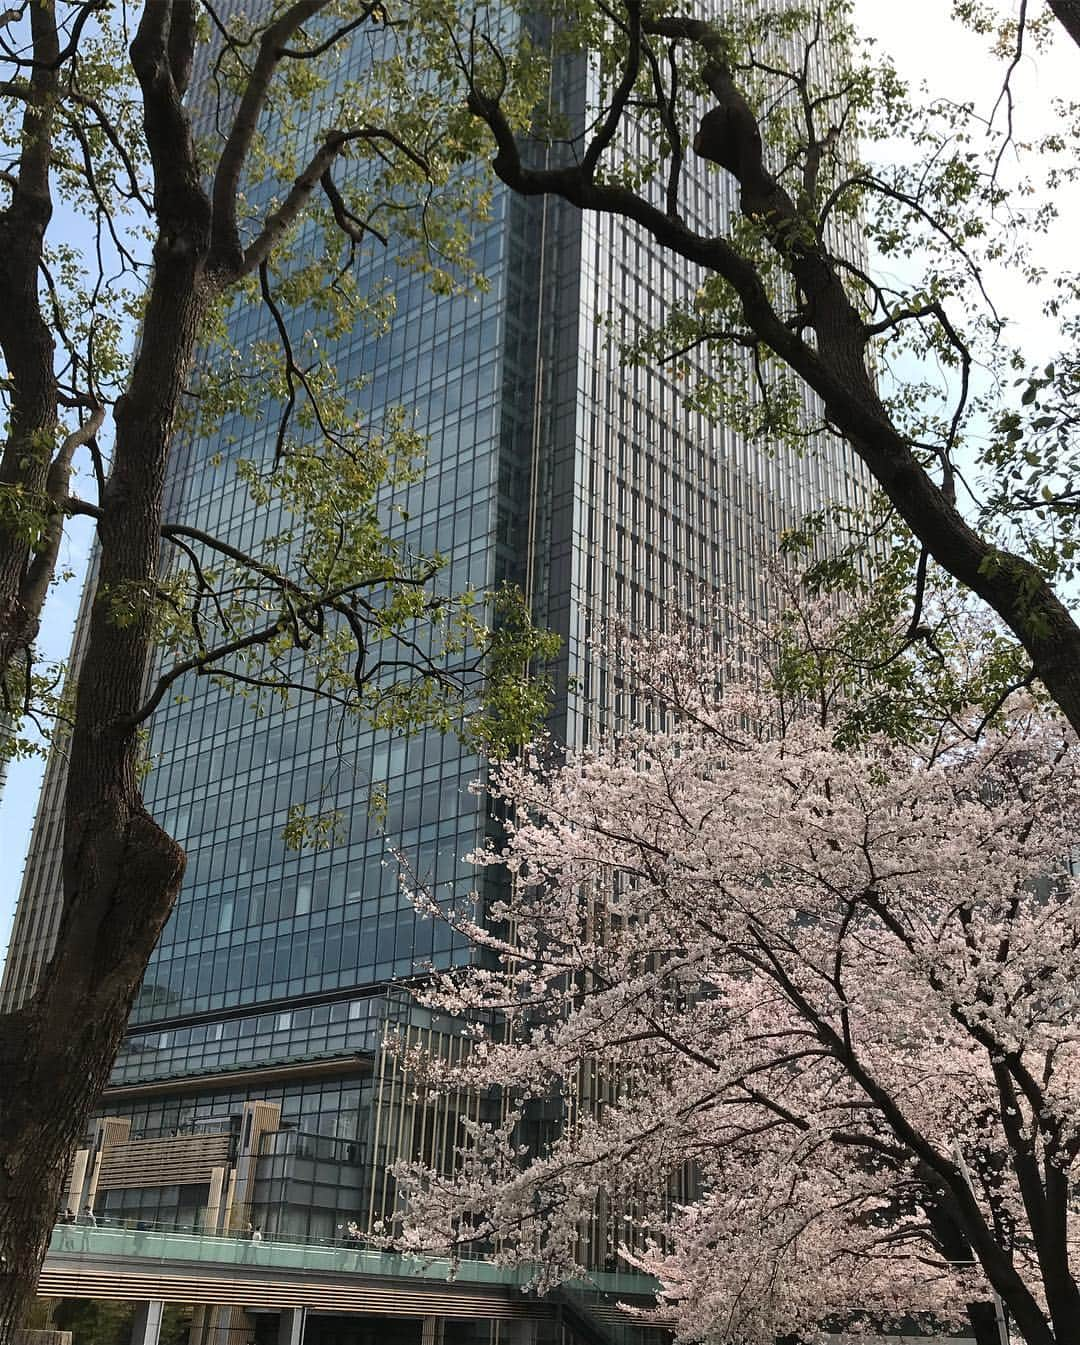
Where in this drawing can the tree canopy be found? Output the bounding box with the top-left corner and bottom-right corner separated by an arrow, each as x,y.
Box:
431,0 -> 1080,732
0,3 -> 550,1333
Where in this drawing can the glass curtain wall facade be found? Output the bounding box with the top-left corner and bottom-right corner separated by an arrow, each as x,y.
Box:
3,4 -> 870,1249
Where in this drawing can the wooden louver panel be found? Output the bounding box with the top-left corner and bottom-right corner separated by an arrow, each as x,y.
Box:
96,1135 -> 232,1190
38,1266 -> 550,1319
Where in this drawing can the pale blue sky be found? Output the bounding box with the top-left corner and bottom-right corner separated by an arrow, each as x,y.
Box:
0,514 -> 95,959
1,0 -> 1075,959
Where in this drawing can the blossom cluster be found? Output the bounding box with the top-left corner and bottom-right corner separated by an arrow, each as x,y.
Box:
395,629 -> 1080,1343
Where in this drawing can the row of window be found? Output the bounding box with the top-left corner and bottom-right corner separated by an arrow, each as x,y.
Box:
135,921 -> 473,1025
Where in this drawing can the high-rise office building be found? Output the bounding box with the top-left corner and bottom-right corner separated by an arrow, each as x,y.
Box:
3,4 -> 869,1261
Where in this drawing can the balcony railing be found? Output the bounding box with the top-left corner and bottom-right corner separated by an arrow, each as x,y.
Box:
46,1221 -> 657,1297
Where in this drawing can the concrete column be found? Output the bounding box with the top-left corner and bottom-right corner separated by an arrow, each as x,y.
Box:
277,1308 -> 306,1345
420,1318 -> 443,1345
82,1154 -> 101,1213
84,1116 -> 131,1212
204,1166 -> 226,1232
204,1305 -> 254,1345
232,1100 -> 281,1226
129,1301 -> 164,1345
64,1148 -> 89,1216
206,1307 -> 232,1345
221,1168 -> 238,1232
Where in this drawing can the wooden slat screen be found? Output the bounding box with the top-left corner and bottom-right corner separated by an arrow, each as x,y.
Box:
97,1135 -> 232,1191
38,1267 -> 551,1319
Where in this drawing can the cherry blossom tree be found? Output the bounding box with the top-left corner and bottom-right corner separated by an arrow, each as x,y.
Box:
395,624 -> 1080,1345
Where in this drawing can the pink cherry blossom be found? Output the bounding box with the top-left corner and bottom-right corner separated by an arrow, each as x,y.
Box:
395,627 -> 1080,1345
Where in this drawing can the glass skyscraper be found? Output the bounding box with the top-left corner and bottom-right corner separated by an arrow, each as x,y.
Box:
3,5 -> 869,1260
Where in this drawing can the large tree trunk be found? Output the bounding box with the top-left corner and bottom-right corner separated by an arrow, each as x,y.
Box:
923,1196 -> 1005,1345
0,2 -> 58,691
0,817 -> 183,1343
0,162 -> 211,1338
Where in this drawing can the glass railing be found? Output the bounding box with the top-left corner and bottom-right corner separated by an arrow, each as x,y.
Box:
52,1218 -> 366,1248
48,1223 -> 511,1281
46,1223 -> 656,1298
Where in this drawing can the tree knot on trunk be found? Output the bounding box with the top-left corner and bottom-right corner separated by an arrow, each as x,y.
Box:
122,808 -> 186,896
693,64 -> 771,201
153,231 -> 202,264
